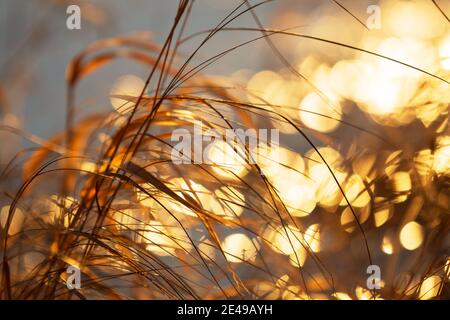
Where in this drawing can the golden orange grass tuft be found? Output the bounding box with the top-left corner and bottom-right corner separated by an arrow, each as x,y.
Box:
0,0 -> 449,300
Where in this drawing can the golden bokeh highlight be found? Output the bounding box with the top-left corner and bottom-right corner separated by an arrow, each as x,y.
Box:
206,140 -> 247,178
419,275 -> 441,300
110,74 -> 145,114
222,233 -> 258,263
400,221 -> 424,251
299,92 -> 342,133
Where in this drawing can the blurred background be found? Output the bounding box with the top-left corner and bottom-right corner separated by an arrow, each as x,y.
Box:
0,0 -> 393,150
0,0 -> 449,299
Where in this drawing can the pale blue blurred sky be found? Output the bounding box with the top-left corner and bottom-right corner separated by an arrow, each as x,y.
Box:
0,0 -> 275,141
